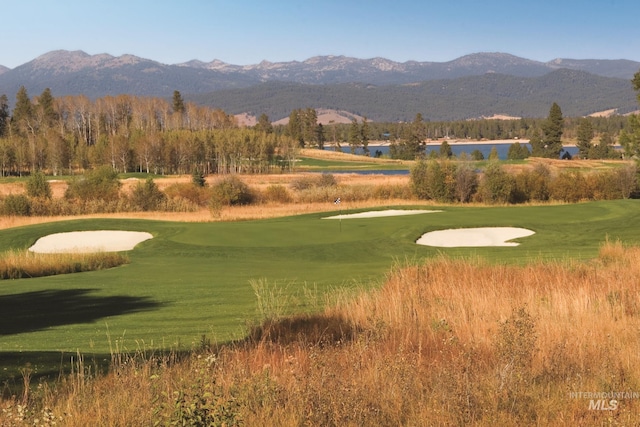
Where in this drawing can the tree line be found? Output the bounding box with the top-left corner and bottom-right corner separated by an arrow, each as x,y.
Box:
0,88 -> 298,176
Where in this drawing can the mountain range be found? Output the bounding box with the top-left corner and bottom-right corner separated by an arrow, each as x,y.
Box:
0,50 -> 638,122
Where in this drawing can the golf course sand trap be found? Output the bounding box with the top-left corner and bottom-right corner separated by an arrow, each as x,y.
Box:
29,230 -> 153,253
323,209 -> 442,219
416,227 -> 535,247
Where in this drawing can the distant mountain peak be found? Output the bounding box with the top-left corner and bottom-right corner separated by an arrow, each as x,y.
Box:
26,49 -> 147,73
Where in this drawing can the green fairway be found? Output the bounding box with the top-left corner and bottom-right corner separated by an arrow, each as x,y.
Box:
1,199 -> 640,379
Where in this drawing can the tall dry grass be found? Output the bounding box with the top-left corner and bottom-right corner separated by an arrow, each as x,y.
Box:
3,241 -> 640,425
0,250 -> 128,279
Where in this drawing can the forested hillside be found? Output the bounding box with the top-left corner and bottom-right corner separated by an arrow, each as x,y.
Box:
192,70 -> 637,122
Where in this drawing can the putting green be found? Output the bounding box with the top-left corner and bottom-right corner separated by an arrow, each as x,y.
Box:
1,200 -> 640,359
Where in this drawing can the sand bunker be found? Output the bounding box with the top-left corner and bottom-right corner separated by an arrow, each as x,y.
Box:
416,227 -> 534,247
29,230 -> 153,253
323,209 -> 442,219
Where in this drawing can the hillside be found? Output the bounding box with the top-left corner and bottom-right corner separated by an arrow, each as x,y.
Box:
192,69 -> 638,122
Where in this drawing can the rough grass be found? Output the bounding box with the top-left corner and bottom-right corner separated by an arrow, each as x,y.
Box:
3,241 -> 640,426
0,250 -> 129,279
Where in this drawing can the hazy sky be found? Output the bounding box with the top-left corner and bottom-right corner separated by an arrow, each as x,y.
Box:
3,0 -> 639,68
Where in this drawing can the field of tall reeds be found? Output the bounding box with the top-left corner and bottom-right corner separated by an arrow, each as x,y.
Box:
2,240 -> 639,425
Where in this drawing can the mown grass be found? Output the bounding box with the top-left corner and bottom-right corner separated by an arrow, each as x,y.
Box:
3,241 -> 640,425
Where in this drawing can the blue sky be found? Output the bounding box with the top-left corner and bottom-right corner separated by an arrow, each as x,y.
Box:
2,0 -> 639,69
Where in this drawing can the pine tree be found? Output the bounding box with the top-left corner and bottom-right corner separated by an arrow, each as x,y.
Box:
348,118 -> 360,154
541,102 -> 564,158
37,88 -> 57,128
529,129 -> 545,157
172,90 -> 185,114
0,94 -> 9,137
360,117 -> 370,156
12,86 -> 33,135
576,118 -> 594,158
255,113 -> 273,134
439,140 -> 452,158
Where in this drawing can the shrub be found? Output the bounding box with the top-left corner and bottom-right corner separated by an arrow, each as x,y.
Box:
454,162 -> 478,203
65,166 -> 121,202
1,194 -> 31,216
512,164 -> 551,203
476,162 -> 515,204
164,183 -> 212,207
549,171 -> 592,202
26,170 -> 52,199
130,178 -> 167,211
410,159 -> 430,199
262,185 -> 292,203
210,175 -> 253,206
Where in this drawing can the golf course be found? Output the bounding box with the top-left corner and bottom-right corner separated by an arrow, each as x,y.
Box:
1,199 -> 639,355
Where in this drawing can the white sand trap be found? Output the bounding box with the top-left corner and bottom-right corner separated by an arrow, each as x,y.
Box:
417,227 -> 534,247
323,209 -> 442,219
29,230 -> 153,253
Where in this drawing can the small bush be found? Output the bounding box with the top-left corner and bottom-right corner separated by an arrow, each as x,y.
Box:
164,183 -> 212,207
130,178 -> 167,211
65,166 -> 121,202
210,175 -> 253,206
2,194 -> 31,216
263,185 -> 292,203
26,171 -> 52,199
549,171 -> 592,202
476,162 -> 515,204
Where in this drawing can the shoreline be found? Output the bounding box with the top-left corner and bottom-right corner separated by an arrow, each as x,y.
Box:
365,139 -> 578,148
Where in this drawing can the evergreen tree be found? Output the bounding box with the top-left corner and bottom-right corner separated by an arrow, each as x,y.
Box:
297,108 -> 318,145
507,142 -> 530,160
576,118 -> 594,158
12,86 -> 33,135
360,117 -> 370,156
37,88 -> 57,128
488,146 -> 499,160
255,113 -> 273,134
529,129 -> 545,157
315,123 -> 326,150
348,118 -> 360,154
172,90 -> 185,114
541,102 -> 564,158
439,140 -> 452,158
0,94 -> 9,137
287,109 -> 303,147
